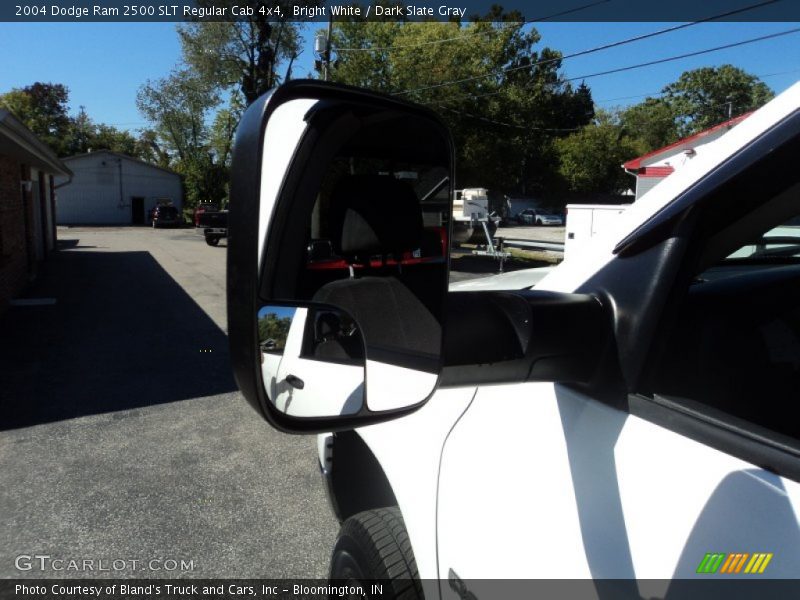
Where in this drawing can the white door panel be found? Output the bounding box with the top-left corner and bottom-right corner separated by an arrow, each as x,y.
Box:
438,382 -> 800,587
272,307 -> 364,417
437,383 -> 593,579
356,387 -> 477,580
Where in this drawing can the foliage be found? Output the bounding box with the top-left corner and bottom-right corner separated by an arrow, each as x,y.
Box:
662,65 -> 773,137
0,82 -> 160,161
135,129 -> 173,168
619,98 -> 679,154
0,83 -> 72,155
65,106 -> 146,157
258,313 -> 292,350
326,9 -> 594,195
554,111 -> 639,194
177,1 -> 308,104
137,70 -> 230,206
568,65 -> 776,194
138,0 -> 303,205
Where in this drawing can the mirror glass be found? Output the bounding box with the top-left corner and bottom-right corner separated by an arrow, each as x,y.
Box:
258,304 -> 365,417
257,90 -> 451,418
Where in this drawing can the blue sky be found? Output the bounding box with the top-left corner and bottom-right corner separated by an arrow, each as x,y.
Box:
1,20 -> 798,132
258,305 -> 297,321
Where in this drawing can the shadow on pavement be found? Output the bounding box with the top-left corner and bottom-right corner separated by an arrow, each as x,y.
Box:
0,248 -> 236,430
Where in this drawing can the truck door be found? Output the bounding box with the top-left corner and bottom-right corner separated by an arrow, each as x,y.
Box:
437,111 -> 800,595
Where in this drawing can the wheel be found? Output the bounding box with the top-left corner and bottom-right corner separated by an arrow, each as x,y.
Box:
535,219 -> 542,226
330,508 -> 422,599
205,236 -> 219,246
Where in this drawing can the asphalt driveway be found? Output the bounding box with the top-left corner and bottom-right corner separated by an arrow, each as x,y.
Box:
0,227 -> 338,578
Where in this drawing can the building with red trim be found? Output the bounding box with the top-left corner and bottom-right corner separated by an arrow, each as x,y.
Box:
0,110 -> 72,313
622,112 -> 753,200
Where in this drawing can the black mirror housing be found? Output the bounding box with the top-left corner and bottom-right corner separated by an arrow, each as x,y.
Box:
440,290 -> 612,388
227,81 -> 454,433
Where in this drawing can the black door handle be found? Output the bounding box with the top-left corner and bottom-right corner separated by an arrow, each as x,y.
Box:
285,374 -> 305,390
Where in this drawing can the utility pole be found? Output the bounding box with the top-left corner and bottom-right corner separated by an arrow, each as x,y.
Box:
325,15 -> 333,81
314,16 -> 334,81
314,15 -> 333,81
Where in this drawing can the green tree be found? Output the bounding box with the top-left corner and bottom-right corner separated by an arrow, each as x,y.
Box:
89,124 -> 140,156
135,129 -> 172,168
258,314 -> 293,350
663,65 -> 773,137
327,10 -> 593,195
177,1 -> 308,105
0,82 -> 72,155
555,111 -> 639,194
136,70 -> 228,206
619,97 -> 679,154
2,83 -> 157,161
64,107 -> 142,157
208,93 -> 244,167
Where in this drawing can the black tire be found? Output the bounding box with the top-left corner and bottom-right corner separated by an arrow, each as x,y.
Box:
535,219 -> 542,226
330,507 -> 423,600
205,236 -> 219,246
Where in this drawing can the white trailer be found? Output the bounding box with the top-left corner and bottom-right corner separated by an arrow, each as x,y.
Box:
453,187 -> 490,220
564,203 -> 630,260
452,188 -> 497,244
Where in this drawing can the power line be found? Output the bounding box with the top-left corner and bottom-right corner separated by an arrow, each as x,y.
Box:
392,0 -> 780,98
563,27 -> 800,85
333,0 -> 610,53
434,25 -> 800,107
525,0 -> 613,23
334,23 -> 512,53
593,67 -> 800,105
436,104 -> 581,132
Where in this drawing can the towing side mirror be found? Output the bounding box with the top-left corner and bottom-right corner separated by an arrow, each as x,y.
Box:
228,80 -> 453,433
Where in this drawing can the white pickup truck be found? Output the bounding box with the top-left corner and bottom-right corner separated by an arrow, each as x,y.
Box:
227,80 -> 800,598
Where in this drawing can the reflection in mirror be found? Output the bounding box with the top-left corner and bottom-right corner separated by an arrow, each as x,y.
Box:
258,304 -> 365,417
257,93 -> 451,418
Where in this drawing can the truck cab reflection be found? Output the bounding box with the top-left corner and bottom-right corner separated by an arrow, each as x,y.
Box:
258,305 -> 365,417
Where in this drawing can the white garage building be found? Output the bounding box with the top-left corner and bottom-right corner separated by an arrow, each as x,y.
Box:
55,150 -> 182,225
622,112 -> 752,201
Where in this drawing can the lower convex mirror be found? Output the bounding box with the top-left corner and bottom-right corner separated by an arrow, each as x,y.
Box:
259,304 -> 365,417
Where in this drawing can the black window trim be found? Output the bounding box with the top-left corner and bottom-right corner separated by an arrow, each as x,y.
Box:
628,392 -> 800,482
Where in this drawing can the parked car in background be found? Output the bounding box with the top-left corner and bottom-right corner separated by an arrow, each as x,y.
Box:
193,203 -> 220,227
151,205 -> 181,228
516,208 -> 564,226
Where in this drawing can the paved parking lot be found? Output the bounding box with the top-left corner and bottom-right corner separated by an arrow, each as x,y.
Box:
496,224 -> 565,243
0,224 -> 558,579
0,226 -> 338,578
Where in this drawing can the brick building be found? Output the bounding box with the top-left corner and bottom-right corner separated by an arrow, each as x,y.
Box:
0,110 -> 72,312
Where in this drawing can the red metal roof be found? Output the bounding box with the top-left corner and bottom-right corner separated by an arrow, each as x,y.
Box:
623,112 -> 753,171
